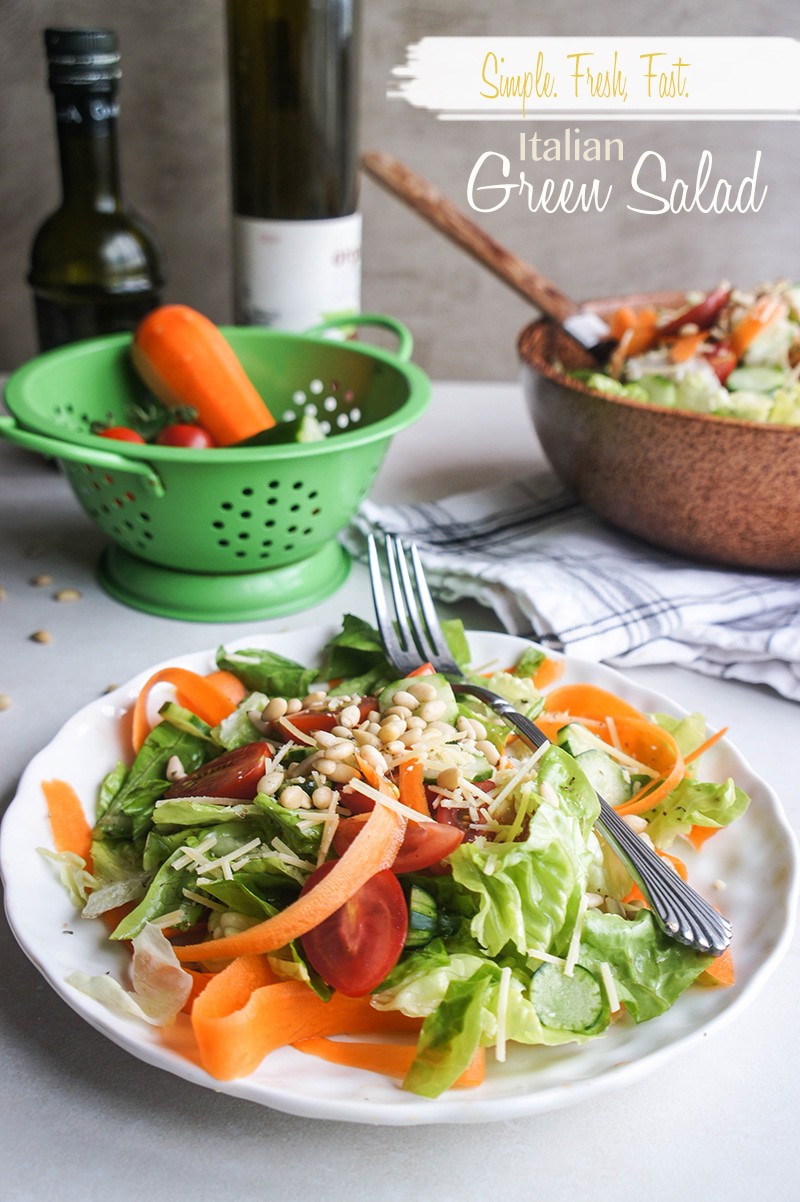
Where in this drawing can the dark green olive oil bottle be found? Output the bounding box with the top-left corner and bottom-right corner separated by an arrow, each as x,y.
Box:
226,0 -> 361,330
29,29 -> 165,351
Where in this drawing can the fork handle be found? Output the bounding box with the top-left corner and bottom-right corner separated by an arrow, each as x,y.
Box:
452,682 -> 731,956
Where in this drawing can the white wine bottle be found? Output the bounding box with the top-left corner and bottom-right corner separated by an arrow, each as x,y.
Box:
226,0 -> 361,330
29,29 -> 165,351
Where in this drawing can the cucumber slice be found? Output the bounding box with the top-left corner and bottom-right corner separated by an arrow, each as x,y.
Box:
378,672 -> 458,725
574,749 -> 633,807
556,722 -> 598,758
727,364 -> 788,394
158,701 -> 214,742
404,884 -> 440,947
531,962 -> 608,1034
637,374 -> 677,408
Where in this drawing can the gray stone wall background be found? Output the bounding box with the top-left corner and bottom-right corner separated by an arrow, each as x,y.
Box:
0,0 -> 797,378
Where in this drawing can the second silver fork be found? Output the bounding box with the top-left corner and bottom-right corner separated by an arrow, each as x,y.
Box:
367,532 -> 731,957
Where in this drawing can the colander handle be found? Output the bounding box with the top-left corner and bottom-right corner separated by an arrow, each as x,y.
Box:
304,313 -> 414,362
0,416 -> 165,498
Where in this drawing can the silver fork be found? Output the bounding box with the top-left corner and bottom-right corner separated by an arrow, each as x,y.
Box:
367,533 -> 731,956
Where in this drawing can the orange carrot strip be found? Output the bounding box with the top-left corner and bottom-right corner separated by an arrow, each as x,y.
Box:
532,657 -> 565,690
686,824 -> 720,851
543,684 -> 646,723
729,297 -> 787,359
42,779 -> 93,866
670,331 -> 709,362
612,718 -> 684,815
191,958 -> 420,1080
408,662 -> 436,677
700,944 -> 735,986
182,968 -> 217,1013
397,758 -> 430,817
175,789 -> 406,963
684,726 -> 728,766
131,667 -> 239,753
294,1038 -> 485,1089
203,670 -> 248,707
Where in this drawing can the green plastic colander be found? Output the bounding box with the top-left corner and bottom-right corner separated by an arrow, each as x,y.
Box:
0,314 -> 430,621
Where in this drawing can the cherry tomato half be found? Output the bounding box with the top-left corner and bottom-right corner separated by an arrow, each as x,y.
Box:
156,423 -> 216,449
98,426 -> 146,443
431,781 -> 492,845
163,741 -> 272,799
703,344 -> 738,384
300,861 -> 408,996
657,284 -> 731,338
274,697 -> 377,742
333,813 -> 464,872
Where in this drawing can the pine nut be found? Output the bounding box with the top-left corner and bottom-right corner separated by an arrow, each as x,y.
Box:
359,744 -> 388,773
247,709 -> 271,734
408,681 -> 437,703
331,725 -> 352,739
30,630 -> 52,644
428,720 -> 457,740
54,588 -> 82,602
259,769 -> 285,795
315,758 -> 337,776
286,698 -> 303,714
367,721 -> 382,736
303,690 -> 328,707
399,728 -> 420,747
407,715 -> 426,730
368,710 -> 381,723
0,694 -> 10,711
476,739 -> 500,765
265,697 -> 288,721
339,705 -> 362,728
315,730 -> 338,748
622,814 -> 648,833
418,699 -> 446,723
281,784 -> 311,810
392,690 -> 419,710
166,755 -> 186,782
437,767 -> 460,791
385,705 -> 412,720
30,574 -> 53,587
311,785 -> 335,809
353,729 -> 381,748
326,741 -> 355,762
327,763 -> 358,783
379,719 -> 406,743
386,740 -> 406,754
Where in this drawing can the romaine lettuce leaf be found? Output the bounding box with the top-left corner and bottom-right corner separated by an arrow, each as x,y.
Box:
450,802 -> 590,958
651,711 -> 708,762
578,909 -> 713,1021
644,777 -> 749,849
215,646 -> 319,698
402,969 -> 493,1097
213,692 -> 268,749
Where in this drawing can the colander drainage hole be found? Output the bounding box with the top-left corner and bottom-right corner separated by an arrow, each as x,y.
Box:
308,490 -> 319,499
284,543 -> 295,552
241,487 -> 253,497
267,497 -> 277,507
218,539 -> 230,547
213,520 -> 224,529
262,539 -> 273,548
240,510 -> 252,519
221,502 -> 233,511
268,480 -> 279,490
235,551 -> 247,559
238,532 -> 250,540
290,504 -> 300,513
264,519 -> 275,528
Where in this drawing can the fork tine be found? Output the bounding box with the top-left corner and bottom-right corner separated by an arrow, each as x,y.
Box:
385,535 -> 418,658
408,541 -> 455,665
392,538 -> 439,664
367,534 -> 404,665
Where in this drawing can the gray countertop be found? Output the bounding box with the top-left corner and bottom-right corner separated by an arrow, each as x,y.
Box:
1,383 -> 797,1201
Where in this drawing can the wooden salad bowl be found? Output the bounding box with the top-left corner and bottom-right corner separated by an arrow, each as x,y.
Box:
518,292 -> 800,571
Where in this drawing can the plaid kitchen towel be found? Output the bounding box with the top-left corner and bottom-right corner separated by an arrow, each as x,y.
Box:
344,471 -> 800,702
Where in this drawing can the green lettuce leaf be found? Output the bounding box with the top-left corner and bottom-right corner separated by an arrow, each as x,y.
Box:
152,799 -> 257,827
536,745 -> 601,835
94,722 -> 212,843
468,669 -> 544,720
402,970 -> 493,1097
214,692 -> 267,750
652,711 -> 708,762
215,646 -> 319,698
96,762 -> 128,820
512,645 -> 547,678
644,777 -> 750,849
578,909 -> 713,1021
450,802 -> 590,958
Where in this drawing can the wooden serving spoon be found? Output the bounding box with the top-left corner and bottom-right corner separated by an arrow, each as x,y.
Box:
361,150 -> 613,362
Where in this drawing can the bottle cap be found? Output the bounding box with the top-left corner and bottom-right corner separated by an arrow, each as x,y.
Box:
44,28 -> 121,88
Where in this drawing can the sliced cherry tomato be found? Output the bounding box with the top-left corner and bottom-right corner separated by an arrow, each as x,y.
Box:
299,861 -> 408,996
656,284 -> 731,338
333,813 -> 464,873
274,697 -> 377,742
97,426 -> 146,443
703,344 -> 738,384
163,741 -> 272,799
156,423 -> 216,449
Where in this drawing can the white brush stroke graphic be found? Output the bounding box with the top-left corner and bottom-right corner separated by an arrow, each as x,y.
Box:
389,37 -> 800,120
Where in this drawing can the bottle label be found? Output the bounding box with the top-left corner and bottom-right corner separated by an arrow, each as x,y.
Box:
232,213 -> 362,331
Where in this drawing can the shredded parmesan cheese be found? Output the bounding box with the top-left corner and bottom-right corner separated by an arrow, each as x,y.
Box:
564,894 -> 589,977
570,724 -> 657,778
495,966 -> 512,1063
279,718 -> 317,747
350,777 -> 434,824
527,948 -> 567,967
487,744 -> 549,815
599,961 -> 621,1013
605,715 -> 622,751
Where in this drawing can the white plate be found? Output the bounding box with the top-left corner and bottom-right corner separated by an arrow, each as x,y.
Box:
2,627 -> 797,1125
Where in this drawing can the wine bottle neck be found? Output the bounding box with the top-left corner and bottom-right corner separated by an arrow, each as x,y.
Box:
52,90 -> 123,211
